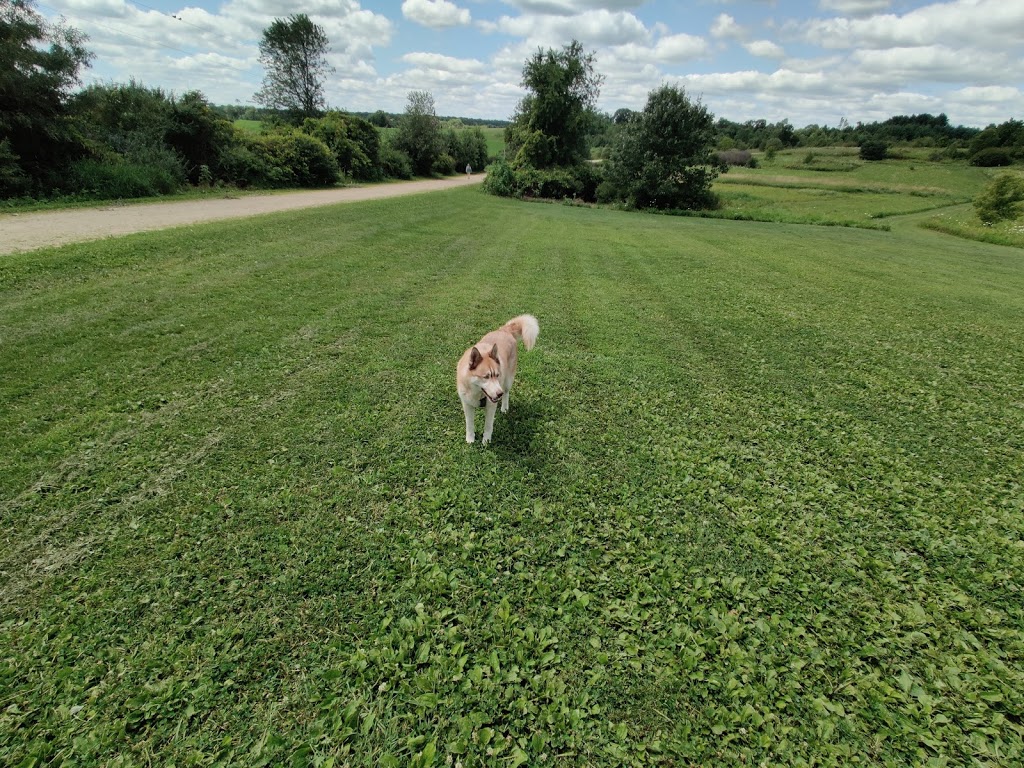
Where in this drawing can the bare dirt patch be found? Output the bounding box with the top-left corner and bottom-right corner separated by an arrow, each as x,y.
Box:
0,175 -> 483,255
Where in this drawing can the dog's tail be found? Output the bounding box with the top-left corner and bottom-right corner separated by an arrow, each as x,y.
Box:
503,314 -> 539,351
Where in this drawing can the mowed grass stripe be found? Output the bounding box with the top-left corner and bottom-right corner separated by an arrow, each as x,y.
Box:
2,187 -> 1023,766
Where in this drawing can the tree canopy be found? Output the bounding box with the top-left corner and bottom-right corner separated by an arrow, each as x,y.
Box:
601,84 -> 720,210
505,40 -> 603,168
254,14 -> 333,123
0,0 -> 92,195
392,90 -> 443,177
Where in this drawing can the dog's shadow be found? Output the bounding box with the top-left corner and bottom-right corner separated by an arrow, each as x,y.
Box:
486,398 -> 549,465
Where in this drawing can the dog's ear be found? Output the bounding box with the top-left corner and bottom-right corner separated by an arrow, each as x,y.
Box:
469,346 -> 482,369
489,344 -> 500,361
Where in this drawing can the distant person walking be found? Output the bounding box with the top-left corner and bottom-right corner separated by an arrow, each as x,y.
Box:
466,164 -> 472,178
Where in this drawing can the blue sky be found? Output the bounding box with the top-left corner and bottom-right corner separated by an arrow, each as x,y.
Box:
37,0 -> 1024,127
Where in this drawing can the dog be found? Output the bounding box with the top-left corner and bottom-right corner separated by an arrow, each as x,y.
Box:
457,314 -> 539,444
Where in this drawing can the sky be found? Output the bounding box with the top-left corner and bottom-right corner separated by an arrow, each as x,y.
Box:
36,0 -> 1024,128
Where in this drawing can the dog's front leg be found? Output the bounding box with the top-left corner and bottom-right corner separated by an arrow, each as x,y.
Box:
482,400 -> 498,444
462,399 -> 476,443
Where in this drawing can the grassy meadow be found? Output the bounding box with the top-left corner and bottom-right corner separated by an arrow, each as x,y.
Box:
2,180 -> 1023,766
711,149 -> 995,230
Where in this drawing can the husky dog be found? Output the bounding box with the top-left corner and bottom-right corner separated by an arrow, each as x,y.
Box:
456,314 -> 539,444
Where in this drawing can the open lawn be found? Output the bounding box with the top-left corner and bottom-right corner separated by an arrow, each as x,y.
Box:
2,187 -> 1023,766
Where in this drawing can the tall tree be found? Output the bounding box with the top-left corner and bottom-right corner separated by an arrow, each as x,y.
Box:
254,14 -> 333,122
392,90 -> 442,176
0,0 -> 92,195
505,39 -> 603,168
602,84 -> 720,211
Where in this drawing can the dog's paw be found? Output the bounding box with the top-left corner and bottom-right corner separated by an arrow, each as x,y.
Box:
465,435 -> 475,444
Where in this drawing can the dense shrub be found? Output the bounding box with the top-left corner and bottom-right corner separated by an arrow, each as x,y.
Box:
482,160 -> 601,201
970,147 -> 1014,167
219,132 -> 337,188
164,91 -> 235,184
301,112 -> 381,181
0,139 -> 29,197
442,127 -> 488,174
718,149 -> 753,167
68,156 -> 183,198
974,173 -> 1024,224
268,132 -> 338,186
380,145 -> 413,179
859,141 -> 888,161
433,152 -> 457,176
481,159 -> 519,197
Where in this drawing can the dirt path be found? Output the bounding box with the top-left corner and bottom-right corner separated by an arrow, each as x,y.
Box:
0,174 -> 484,255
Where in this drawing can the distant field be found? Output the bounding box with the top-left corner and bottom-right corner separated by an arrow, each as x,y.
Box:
480,126 -> 506,158
233,119 -> 263,133
2,186 -> 1023,766
712,155 -> 996,230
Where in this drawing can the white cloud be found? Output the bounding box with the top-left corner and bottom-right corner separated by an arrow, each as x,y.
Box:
711,13 -> 745,40
801,0 -> 1024,50
818,0 -> 891,15
401,0 -> 471,29
744,39 -> 785,58
502,0 -> 645,15
401,52 -> 486,74
492,9 -> 649,47
850,45 -> 1018,85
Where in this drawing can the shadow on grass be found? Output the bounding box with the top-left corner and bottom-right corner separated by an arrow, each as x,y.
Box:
481,398 -> 551,467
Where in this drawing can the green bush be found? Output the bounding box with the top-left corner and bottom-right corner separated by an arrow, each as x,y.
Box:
69,157 -> 183,198
433,152 -> 457,176
301,112 -> 381,181
859,141 -> 888,161
482,160 -> 601,202
217,132 -> 338,188
974,173 -> 1024,224
0,139 -> 29,198
380,145 -> 413,179
970,147 -> 1014,167
481,159 -> 519,197
218,141 -> 272,188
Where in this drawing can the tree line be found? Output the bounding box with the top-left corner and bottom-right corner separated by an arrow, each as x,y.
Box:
3,2 -> 1021,205
0,4 -> 488,201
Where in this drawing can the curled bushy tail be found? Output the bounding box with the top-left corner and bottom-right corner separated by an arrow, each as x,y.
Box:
504,314 -> 539,351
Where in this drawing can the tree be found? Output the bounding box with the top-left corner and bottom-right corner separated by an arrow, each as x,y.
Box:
368,110 -> 391,128
0,0 -> 92,195
505,39 -> 603,168
392,90 -> 442,176
601,84 -> 720,210
301,111 -> 381,180
166,91 -> 235,183
255,14 -> 333,123
974,173 -> 1024,225
859,140 -> 888,161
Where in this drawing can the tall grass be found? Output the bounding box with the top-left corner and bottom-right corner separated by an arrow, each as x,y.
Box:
2,188 -> 1023,766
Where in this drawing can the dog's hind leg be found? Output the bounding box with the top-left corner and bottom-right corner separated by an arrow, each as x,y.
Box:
482,400 -> 498,444
462,400 -> 476,443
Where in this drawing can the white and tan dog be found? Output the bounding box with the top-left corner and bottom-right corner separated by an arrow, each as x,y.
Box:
457,314 -> 539,444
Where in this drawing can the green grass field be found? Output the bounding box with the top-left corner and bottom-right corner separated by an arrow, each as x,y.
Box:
711,154 -> 995,230
479,126 -> 506,159
2,184 -> 1023,766
233,119 -> 264,134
